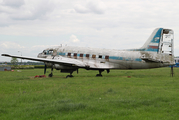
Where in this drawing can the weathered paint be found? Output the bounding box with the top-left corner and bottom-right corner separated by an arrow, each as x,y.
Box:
2,28 -> 175,72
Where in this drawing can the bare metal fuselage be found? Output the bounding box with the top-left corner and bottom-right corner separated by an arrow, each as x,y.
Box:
39,46 -> 174,70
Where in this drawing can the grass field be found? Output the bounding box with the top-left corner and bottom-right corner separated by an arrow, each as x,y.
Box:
0,68 -> 179,120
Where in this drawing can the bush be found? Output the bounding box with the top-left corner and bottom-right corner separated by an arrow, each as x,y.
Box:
34,65 -> 45,68
11,65 -> 34,69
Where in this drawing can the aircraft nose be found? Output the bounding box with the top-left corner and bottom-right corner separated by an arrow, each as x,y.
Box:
37,53 -> 42,58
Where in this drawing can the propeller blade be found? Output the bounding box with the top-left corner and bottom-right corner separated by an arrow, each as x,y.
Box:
44,64 -> 47,74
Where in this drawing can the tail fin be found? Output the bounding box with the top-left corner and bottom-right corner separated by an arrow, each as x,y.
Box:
141,28 -> 174,55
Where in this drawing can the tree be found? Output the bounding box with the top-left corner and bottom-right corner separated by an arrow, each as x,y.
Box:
11,57 -> 18,67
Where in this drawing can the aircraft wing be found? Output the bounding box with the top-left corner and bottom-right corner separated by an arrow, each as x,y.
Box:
1,54 -> 86,67
1,54 -> 113,69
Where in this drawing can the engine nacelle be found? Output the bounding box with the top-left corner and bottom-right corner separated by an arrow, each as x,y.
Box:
53,64 -> 76,70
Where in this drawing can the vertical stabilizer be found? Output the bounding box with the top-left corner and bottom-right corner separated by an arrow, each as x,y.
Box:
141,28 -> 163,52
141,28 -> 174,56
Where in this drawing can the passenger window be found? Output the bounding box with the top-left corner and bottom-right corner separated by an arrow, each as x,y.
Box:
68,53 -> 71,57
105,55 -> 109,59
74,53 -> 77,59
92,55 -> 96,58
86,54 -> 89,58
80,54 -> 83,58
99,55 -> 102,58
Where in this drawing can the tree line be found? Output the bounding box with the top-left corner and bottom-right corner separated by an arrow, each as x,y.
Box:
0,58 -> 44,66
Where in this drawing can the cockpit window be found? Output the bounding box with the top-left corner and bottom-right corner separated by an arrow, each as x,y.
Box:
43,50 -> 53,55
49,50 -> 53,54
43,50 -> 47,55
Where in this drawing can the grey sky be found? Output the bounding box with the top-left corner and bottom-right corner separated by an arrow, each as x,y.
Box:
0,0 -> 179,62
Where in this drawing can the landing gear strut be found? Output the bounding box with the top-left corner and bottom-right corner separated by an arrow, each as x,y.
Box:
96,70 -> 104,77
66,72 -> 74,78
48,68 -> 53,77
96,69 -> 110,77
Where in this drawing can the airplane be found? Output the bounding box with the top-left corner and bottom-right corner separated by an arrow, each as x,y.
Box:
1,28 -> 175,78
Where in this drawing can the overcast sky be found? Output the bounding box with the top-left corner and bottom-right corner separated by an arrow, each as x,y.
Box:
1,0 -> 179,62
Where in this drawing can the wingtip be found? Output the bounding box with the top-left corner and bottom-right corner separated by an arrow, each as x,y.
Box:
1,54 -> 10,57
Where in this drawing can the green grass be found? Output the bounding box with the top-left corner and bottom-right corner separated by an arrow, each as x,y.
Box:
0,68 -> 179,120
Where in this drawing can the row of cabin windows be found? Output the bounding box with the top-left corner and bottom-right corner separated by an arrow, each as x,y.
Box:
67,53 -> 109,59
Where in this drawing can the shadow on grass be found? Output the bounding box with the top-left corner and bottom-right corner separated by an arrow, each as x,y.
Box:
111,97 -> 170,108
57,103 -> 87,112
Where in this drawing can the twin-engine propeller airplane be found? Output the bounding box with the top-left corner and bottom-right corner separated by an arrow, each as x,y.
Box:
2,28 -> 175,78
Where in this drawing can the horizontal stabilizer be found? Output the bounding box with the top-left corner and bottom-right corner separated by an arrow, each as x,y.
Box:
141,53 -> 173,64
141,57 -> 163,63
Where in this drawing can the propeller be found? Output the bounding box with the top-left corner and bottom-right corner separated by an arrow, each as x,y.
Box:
44,64 -> 47,74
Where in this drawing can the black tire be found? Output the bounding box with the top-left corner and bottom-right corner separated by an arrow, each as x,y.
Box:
48,73 -> 53,77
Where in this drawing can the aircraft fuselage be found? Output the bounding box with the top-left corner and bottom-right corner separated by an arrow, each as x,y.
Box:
38,46 -> 174,70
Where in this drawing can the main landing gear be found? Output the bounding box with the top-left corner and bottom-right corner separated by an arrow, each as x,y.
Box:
60,69 -> 77,78
66,73 -> 74,78
96,69 -> 110,77
44,64 -> 54,77
96,70 -> 103,77
44,66 -> 110,78
48,68 -> 53,77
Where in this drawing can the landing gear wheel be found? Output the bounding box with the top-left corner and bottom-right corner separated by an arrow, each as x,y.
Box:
66,75 -> 74,78
48,73 -> 53,77
96,74 -> 102,77
69,75 -> 74,77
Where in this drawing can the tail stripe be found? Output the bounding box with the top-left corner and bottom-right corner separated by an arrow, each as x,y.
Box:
150,28 -> 163,43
